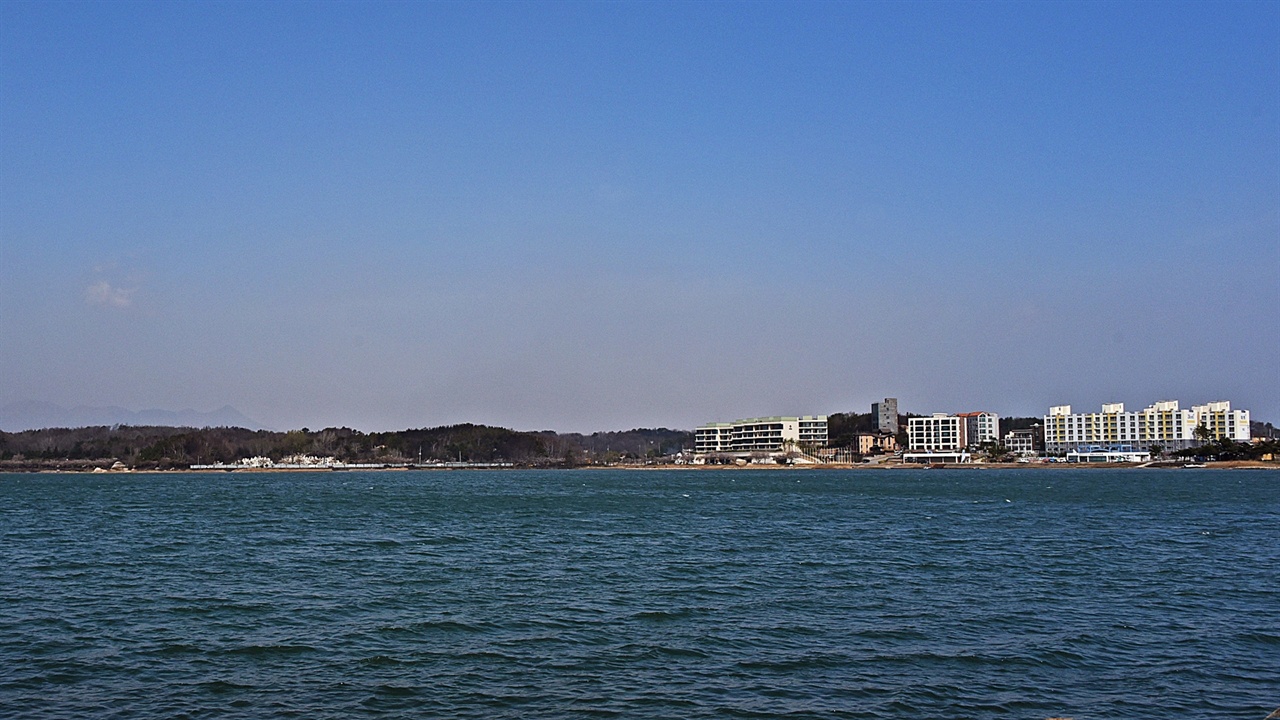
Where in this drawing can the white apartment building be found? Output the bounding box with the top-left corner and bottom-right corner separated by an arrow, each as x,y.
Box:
694,416 -> 828,455
1192,401 -> 1250,443
907,411 -> 1000,452
959,411 -> 1000,446
1003,428 -> 1040,456
796,416 -> 829,447
908,414 -> 965,452
1042,400 -> 1249,453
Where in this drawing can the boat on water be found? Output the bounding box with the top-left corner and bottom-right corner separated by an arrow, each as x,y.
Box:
1183,463 -> 1207,468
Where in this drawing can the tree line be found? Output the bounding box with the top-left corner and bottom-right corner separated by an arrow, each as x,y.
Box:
0,424 -> 668,470
1171,436 -> 1280,462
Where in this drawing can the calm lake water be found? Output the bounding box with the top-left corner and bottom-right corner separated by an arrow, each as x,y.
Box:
1,468 -> 1277,719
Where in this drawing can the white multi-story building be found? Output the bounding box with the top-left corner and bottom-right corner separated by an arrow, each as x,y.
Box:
694,416 -> 828,455
1042,400 -> 1249,453
958,411 -> 1000,446
907,411 -> 1000,452
908,414 -> 965,452
694,423 -> 734,453
1003,428 -> 1040,456
1192,401 -> 1251,444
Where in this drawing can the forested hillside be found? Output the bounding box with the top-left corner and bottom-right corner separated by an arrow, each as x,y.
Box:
0,424 -> 552,470
0,423 -> 701,471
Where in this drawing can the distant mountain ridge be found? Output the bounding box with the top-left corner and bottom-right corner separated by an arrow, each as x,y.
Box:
0,401 -> 270,432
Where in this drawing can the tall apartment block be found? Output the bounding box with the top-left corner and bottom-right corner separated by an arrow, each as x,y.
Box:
1042,400 -> 1249,453
872,398 -> 898,434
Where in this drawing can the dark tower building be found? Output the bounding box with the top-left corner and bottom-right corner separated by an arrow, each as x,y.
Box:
872,398 -> 898,435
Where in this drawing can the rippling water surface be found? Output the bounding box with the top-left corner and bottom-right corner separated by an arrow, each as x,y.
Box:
2,468 -> 1277,718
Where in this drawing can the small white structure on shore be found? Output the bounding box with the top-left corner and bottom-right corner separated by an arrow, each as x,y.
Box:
1066,448 -> 1151,463
902,451 -> 972,464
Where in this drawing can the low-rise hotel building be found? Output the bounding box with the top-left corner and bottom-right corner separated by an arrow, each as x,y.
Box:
1003,428 -> 1041,456
694,416 -> 828,455
1042,400 -> 1249,454
694,423 -> 734,454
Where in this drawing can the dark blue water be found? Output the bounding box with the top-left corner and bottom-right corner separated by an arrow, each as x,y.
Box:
1,469 -> 1277,719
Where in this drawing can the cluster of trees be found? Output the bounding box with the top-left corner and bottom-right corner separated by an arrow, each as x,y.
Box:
825,412 -> 878,447
975,441 -> 1018,463
826,411 -> 914,450
554,428 -> 693,464
0,424 -> 694,470
999,416 -> 1042,435
0,424 -> 544,469
1171,435 -> 1280,462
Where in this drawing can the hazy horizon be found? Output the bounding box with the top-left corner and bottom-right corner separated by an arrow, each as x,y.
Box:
2,397 -> 1276,437
3,2 -> 1277,434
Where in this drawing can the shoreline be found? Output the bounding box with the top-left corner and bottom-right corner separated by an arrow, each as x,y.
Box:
2,460 -> 1277,474
604,460 -> 1280,471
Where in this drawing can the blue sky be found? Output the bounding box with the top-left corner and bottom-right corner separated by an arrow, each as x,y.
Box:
2,1 -> 1277,432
